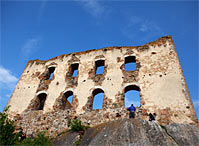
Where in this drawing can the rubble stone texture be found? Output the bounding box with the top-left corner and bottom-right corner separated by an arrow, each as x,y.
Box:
6,36 -> 198,137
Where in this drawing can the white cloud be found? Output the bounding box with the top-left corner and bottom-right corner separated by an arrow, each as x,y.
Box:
140,24 -> 148,32
38,0 -> 48,21
194,100 -> 199,105
0,66 -> 18,84
0,66 -> 18,111
21,37 -> 41,57
193,100 -> 199,108
5,94 -> 11,98
123,16 -> 163,41
77,0 -> 107,17
125,97 -> 140,108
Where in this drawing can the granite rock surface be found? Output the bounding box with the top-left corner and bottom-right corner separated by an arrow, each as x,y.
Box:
54,118 -> 199,146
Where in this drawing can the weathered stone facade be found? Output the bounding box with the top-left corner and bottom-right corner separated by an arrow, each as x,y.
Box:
6,36 -> 198,137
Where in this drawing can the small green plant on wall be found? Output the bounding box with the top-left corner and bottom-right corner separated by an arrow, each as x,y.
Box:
20,132 -> 52,146
67,119 -> 88,132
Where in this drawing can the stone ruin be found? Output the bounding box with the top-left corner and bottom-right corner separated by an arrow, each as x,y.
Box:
6,36 -> 198,137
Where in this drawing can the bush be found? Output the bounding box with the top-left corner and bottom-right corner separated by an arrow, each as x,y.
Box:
67,119 -> 89,146
67,119 -> 88,132
0,106 -> 52,146
19,132 -> 52,146
0,106 -> 22,145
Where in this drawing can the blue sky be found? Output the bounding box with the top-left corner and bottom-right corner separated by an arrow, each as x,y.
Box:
0,0 -> 198,118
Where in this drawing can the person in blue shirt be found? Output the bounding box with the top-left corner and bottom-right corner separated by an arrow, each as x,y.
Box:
127,104 -> 136,118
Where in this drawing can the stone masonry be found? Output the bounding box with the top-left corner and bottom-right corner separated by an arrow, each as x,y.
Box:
6,36 -> 198,137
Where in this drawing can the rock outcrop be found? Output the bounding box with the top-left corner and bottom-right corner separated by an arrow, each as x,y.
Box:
54,118 -> 199,146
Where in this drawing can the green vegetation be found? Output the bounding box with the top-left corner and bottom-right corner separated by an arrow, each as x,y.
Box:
75,139 -> 81,145
0,106 -> 52,146
19,132 -> 52,146
67,119 -> 89,145
67,119 -> 88,132
0,106 -> 22,145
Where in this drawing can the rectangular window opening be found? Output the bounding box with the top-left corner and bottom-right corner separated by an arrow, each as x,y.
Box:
125,56 -> 136,71
95,60 -> 105,75
71,63 -> 79,77
48,67 -> 55,80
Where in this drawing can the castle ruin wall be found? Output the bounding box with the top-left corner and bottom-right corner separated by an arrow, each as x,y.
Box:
6,36 -> 198,137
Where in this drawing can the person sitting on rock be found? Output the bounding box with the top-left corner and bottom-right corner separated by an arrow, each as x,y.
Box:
127,104 -> 136,118
149,113 -> 156,121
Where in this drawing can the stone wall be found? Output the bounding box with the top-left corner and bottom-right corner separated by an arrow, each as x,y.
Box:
7,36 -> 198,137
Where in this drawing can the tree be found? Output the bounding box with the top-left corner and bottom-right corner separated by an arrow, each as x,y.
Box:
0,106 -> 22,145
0,106 -> 52,146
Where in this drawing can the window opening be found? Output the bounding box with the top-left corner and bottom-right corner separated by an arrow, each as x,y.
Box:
71,63 -> 79,77
125,56 -> 136,71
92,88 -> 104,110
62,91 -> 73,109
48,67 -> 55,80
67,94 -> 73,104
124,85 -> 140,108
37,93 -> 47,110
95,60 -> 105,74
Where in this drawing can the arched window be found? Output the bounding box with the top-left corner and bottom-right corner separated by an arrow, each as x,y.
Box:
125,56 -> 136,71
124,85 -> 140,108
61,91 -> 73,109
92,88 -> 104,110
37,93 -> 47,110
